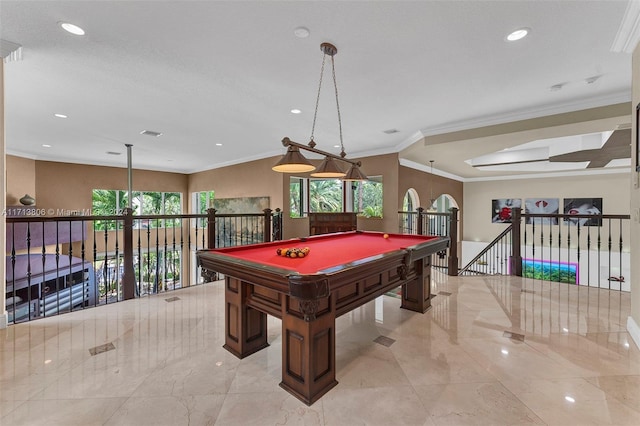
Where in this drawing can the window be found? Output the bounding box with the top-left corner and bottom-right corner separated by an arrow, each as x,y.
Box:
350,176 -> 383,218
289,178 -> 304,218
289,176 -> 382,218
192,190 -> 215,227
91,189 -> 183,230
309,178 -> 343,213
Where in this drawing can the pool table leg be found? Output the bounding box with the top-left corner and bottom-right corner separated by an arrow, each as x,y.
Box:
222,277 -> 269,358
401,257 -> 432,313
279,301 -> 338,406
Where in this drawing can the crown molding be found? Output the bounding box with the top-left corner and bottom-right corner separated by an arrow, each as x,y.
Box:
420,93 -> 631,137
611,0 -> 640,53
399,158 -> 465,182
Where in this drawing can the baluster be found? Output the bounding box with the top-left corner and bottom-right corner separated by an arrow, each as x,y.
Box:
137,222 -> 142,295
607,219 -> 612,290
41,222 -> 47,316
195,217 -> 200,251
586,226 -> 591,287
576,222 -> 581,279
163,225 -> 168,291
81,219 -> 87,309
155,219 -> 160,293
597,223 -> 602,288
147,219 -> 152,293
55,221 -> 61,313
172,222 -> 177,289
68,220 -> 74,312
10,223 -> 16,323
618,218 -> 623,291
103,224 -> 109,303
26,223 -> 32,320
566,221 -> 571,284
114,219 -> 120,301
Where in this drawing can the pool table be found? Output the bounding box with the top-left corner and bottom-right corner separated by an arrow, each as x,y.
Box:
196,230 -> 449,405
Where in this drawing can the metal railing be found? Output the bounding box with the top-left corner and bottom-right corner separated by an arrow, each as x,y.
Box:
458,225 -> 514,276
459,209 -> 631,291
398,207 -> 458,274
5,208 -> 282,324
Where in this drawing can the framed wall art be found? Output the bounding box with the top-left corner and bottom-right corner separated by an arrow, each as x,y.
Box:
563,197 -> 603,226
524,198 -> 559,225
491,198 -> 521,223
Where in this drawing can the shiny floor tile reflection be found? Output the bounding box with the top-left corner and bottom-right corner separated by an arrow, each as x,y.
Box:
1,274 -> 639,425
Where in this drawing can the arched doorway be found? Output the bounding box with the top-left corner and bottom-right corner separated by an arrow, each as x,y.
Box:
403,188 -> 420,212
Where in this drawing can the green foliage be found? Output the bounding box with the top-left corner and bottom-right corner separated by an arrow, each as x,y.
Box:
353,178 -> 383,217
92,190 -> 183,230
92,190 -> 131,230
309,179 -> 342,212
362,205 -> 383,218
522,260 -> 577,284
289,178 -> 302,218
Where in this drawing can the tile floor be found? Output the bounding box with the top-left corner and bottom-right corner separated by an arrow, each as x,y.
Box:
1,272 -> 639,425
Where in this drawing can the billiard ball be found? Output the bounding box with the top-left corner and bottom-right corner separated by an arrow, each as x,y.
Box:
383,234 -> 389,239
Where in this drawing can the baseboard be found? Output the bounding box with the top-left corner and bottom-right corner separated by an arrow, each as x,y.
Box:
0,311 -> 7,329
628,316 -> 640,350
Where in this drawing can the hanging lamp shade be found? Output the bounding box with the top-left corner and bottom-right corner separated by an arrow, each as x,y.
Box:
310,156 -> 346,178
343,164 -> 368,181
272,146 -> 316,173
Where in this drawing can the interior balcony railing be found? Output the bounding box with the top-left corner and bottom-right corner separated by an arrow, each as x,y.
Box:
459,208 -> 631,292
5,208 -> 282,324
398,207 -> 459,275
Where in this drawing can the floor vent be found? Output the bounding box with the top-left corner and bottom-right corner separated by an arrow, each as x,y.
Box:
89,342 -> 116,356
373,335 -> 396,347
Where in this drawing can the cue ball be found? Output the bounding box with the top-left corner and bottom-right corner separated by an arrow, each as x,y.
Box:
383,234 -> 389,239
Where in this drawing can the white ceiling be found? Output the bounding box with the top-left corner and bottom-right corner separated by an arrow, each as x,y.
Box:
1,1 -> 637,180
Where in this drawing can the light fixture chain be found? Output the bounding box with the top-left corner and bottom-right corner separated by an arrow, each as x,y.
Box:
310,54 -> 327,143
331,55 -> 346,157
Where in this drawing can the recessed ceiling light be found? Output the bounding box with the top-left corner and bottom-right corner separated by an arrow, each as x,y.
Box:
334,145 -> 340,148
585,75 -> 601,84
215,143 -> 222,146
383,128 -> 399,134
291,109 -> 302,114
54,113 -> 68,119
564,396 -> 575,403
506,27 -> 530,42
42,144 -> 52,148
140,130 -> 163,137
106,151 -> 121,155
293,27 -> 310,38
60,22 -> 85,36
549,83 -> 564,92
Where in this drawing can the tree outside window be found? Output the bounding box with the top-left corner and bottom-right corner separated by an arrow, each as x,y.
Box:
351,176 -> 383,218
309,179 -> 343,213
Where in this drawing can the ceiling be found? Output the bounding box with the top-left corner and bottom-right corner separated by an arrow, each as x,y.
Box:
1,1 -> 637,181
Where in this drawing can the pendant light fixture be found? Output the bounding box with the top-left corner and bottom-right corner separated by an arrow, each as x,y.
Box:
273,42 -> 367,181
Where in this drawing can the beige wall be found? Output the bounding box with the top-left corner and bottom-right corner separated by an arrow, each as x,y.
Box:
6,155 -> 35,206
630,43 -> 640,343
463,172 -> 630,242
399,165 -> 464,211
189,156 -> 285,213
34,161 -> 188,214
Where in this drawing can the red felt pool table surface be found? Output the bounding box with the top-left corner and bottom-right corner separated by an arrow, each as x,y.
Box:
210,231 -> 440,275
